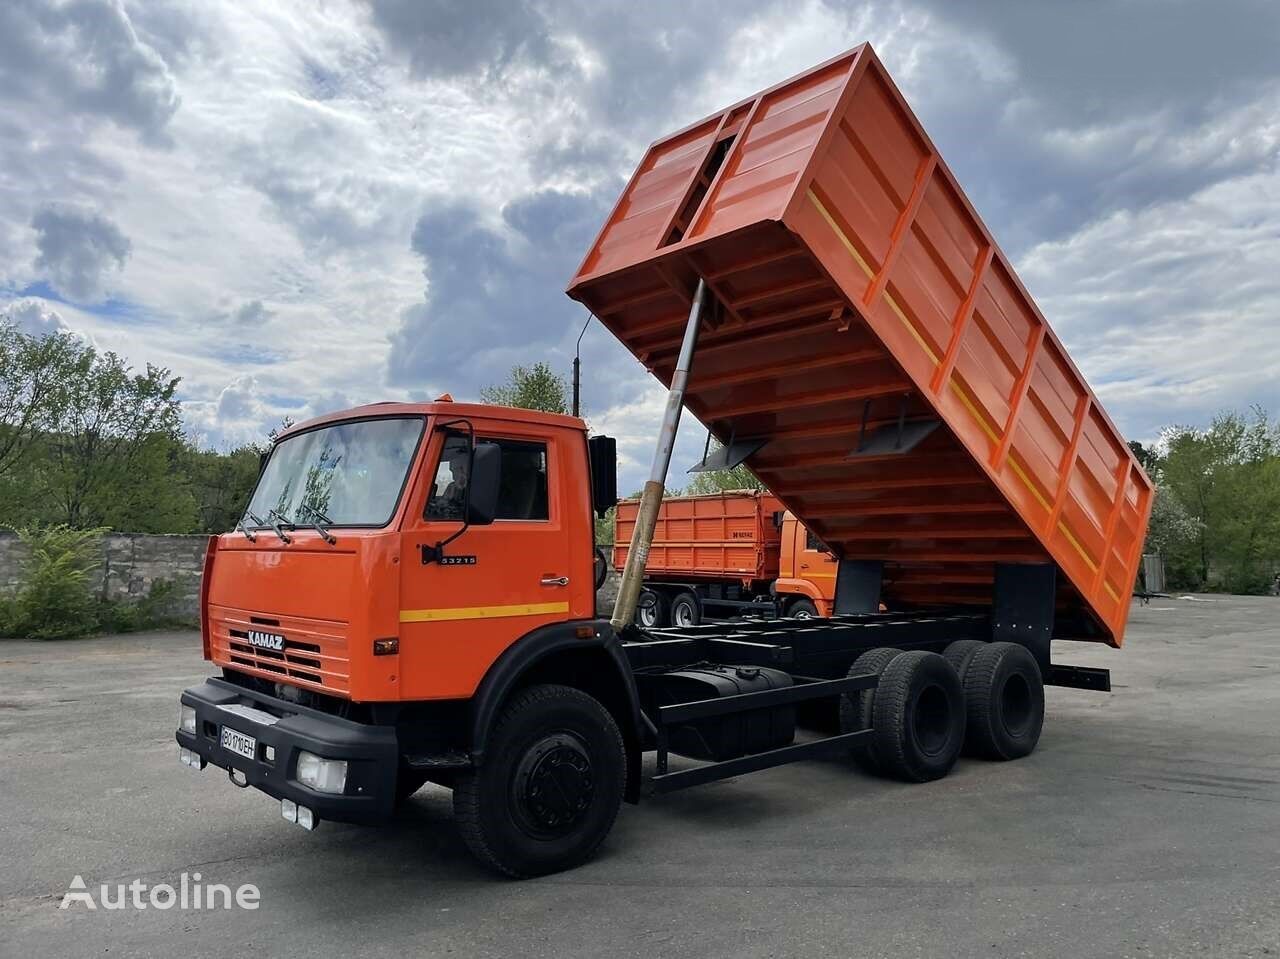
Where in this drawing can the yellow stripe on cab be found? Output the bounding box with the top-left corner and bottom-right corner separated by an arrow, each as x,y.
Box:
399,602 -> 569,624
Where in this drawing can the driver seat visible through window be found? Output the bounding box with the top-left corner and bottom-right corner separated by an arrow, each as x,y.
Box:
493,439 -> 548,521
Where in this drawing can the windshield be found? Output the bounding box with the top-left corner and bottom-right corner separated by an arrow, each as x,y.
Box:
246,417 -> 424,528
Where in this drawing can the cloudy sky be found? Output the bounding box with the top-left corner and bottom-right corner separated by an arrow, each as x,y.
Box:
1,0 -> 1277,493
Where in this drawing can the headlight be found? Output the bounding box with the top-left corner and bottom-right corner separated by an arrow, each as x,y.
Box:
296,751 -> 347,794
180,704 -> 197,735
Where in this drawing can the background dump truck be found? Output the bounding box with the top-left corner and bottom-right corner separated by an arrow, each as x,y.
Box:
177,44 -> 1152,879
614,491 -> 839,625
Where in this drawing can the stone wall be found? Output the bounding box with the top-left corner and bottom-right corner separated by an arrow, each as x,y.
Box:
596,568 -> 620,617
0,532 -> 208,620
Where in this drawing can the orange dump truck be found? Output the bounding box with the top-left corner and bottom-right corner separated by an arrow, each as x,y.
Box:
176,45 -> 1150,879
613,491 -> 839,625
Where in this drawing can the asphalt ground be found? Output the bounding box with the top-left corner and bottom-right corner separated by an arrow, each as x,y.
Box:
2,594 -> 1279,957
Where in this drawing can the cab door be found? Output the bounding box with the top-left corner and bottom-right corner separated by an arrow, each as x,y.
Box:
398,423 -> 573,701
795,520 -> 839,607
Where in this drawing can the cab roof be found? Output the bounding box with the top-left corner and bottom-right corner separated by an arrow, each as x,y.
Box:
278,400 -> 588,442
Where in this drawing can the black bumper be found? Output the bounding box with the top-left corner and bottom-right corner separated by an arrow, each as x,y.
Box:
176,678 -> 399,824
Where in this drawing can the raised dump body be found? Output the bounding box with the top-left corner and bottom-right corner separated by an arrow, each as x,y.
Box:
613,490 -> 783,585
568,44 -> 1153,647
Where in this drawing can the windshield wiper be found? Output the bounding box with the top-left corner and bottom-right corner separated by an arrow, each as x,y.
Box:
296,503 -> 337,546
236,509 -> 268,542
265,508 -> 293,544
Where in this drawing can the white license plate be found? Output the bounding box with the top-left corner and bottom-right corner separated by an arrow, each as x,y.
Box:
220,726 -> 256,761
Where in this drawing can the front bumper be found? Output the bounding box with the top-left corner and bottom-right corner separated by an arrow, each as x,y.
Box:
176,678 -> 399,824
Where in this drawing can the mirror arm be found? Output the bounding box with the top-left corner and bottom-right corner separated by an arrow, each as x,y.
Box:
422,417 -> 478,565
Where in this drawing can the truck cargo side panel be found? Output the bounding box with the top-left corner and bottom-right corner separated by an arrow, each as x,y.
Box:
570,45 -> 1153,647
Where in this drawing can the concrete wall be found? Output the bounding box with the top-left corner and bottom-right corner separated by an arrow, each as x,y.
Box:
0,531 -> 624,626
0,532 -> 208,620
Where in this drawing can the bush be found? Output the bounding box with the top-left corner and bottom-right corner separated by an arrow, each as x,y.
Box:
3,525 -> 106,640
99,578 -> 194,633
0,527 -> 196,639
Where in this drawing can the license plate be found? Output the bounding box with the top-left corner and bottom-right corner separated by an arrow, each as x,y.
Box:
220,726 -> 256,760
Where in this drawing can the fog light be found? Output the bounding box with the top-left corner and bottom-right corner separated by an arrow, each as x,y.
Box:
296,805 -> 318,831
180,704 -> 196,735
295,751 -> 347,794
281,798 -> 297,823
263,745 -> 275,763
178,747 -> 204,769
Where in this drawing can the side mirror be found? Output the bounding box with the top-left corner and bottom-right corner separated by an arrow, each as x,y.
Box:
588,435 -> 617,517
466,441 -> 502,526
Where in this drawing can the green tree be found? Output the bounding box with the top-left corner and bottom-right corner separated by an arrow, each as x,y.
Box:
1127,439 -> 1159,476
0,324 -> 83,481
480,362 -> 568,413
34,347 -> 197,531
185,444 -> 264,533
1143,485 -> 1202,588
594,506 -> 615,546
1159,409 -> 1280,592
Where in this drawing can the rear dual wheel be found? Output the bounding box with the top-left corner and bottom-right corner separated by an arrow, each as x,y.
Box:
960,642 -> 1044,760
841,648 -> 965,782
670,591 -> 701,628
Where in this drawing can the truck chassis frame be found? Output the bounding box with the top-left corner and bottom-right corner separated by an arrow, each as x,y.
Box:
622,608 -> 1107,793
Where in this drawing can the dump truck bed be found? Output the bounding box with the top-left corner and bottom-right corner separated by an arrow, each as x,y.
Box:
568,44 -> 1153,647
613,490 -> 783,585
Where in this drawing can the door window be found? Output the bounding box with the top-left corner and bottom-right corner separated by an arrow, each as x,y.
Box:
492,439 -> 549,520
424,435 -> 549,522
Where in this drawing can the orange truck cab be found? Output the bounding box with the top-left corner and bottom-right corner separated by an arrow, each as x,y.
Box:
177,45 -> 1149,879
777,510 -> 840,616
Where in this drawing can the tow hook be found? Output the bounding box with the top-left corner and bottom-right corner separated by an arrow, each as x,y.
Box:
228,768 -> 249,788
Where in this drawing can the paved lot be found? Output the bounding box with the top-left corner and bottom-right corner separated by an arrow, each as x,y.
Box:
2,596 -> 1279,958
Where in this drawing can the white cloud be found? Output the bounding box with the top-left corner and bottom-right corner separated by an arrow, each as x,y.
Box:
0,298 -> 70,337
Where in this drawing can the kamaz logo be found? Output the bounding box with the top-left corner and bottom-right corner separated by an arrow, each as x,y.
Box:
246,630 -> 285,651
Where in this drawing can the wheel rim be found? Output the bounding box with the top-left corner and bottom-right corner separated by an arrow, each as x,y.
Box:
512,732 -> 594,840
794,608 -> 813,619
637,601 -> 658,627
909,683 -> 952,757
999,672 -> 1034,738
674,602 -> 695,627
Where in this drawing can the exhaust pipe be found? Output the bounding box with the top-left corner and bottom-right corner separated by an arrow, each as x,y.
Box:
611,280 -> 709,631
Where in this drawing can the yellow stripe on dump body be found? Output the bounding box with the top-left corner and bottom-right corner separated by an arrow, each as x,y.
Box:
399,602 -> 569,624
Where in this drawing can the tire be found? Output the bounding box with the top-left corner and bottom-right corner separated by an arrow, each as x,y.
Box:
942,639 -> 985,682
870,650 -> 966,783
962,642 -> 1044,760
788,598 -> 819,619
452,684 -> 625,878
670,591 -> 701,628
635,589 -> 667,628
839,646 -> 904,772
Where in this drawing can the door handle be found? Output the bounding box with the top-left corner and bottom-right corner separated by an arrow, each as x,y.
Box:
541,575 -> 570,587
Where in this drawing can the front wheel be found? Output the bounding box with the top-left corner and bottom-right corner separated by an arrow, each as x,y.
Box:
452,684 -> 625,878
636,588 -> 666,628
788,598 -> 819,619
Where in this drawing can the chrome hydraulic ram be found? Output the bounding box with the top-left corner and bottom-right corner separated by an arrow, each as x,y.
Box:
610,279 -> 708,630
